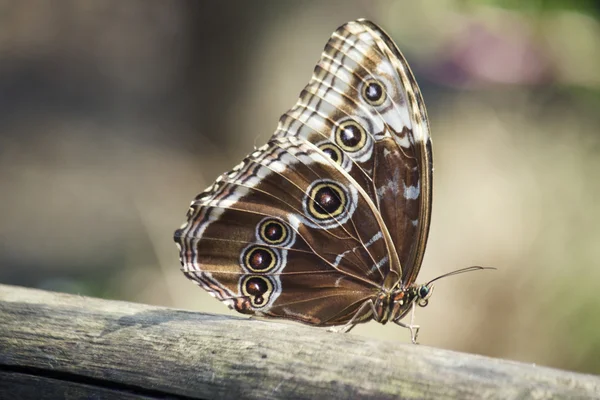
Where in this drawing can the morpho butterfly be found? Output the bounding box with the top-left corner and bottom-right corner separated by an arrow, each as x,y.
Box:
174,19 -> 487,343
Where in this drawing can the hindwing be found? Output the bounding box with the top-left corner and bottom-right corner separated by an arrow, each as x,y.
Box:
174,137 -> 400,325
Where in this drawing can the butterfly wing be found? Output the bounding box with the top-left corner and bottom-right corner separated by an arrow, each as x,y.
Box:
273,19 -> 432,287
174,137 -> 399,325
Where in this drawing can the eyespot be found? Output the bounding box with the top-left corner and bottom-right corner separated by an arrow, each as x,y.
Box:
242,245 -> 278,273
335,120 -> 366,152
315,141 -> 352,172
241,275 -> 275,308
299,179 -> 357,230
362,79 -> 386,106
259,219 -> 288,245
318,143 -> 342,165
256,217 -> 295,248
305,180 -> 347,221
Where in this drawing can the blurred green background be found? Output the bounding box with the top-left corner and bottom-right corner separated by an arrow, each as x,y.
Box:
1,0 -> 599,375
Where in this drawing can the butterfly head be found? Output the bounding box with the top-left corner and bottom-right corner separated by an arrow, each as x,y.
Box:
416,283 -> 434,307
398,283 -> 433,310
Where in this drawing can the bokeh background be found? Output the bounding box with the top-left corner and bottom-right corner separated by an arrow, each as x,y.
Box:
1,0 -> 599,375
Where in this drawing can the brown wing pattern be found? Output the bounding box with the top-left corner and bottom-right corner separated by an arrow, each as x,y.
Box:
174,19 -> 433,328
174,136 -> 399,325
273,19 -> 432,286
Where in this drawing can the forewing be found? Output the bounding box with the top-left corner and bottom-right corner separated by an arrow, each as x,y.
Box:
273,19 -> 432,286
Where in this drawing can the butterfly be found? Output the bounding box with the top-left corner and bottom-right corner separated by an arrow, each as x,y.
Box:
174,19 -> 485,343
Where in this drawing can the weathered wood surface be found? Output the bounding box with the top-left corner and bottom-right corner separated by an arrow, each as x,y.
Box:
0,284 -> 598,400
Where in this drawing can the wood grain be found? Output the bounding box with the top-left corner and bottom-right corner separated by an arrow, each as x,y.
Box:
0,283 -> 598,399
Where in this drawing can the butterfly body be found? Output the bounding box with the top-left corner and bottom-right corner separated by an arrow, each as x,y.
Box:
174,19 -> 433,342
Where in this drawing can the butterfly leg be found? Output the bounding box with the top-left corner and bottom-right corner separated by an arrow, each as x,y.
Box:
394,302 -> 420,344
327,299 -> 376,334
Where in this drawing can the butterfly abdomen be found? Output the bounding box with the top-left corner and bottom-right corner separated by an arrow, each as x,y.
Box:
373,292 -> 394,324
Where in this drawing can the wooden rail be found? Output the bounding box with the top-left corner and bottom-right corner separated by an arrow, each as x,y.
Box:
1,283 -> 599,399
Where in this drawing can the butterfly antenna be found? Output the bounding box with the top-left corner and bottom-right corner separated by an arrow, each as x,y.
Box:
426,266 -> 496,286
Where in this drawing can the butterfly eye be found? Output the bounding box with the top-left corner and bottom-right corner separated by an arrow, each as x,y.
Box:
362,79 -> 386,106
335,120 -> 366,152
242,245 -> 278,272
318,143 -> 342,165
418,285 -> 430,299
241,275 -> 274,308
259,219 -> 288,245
306,181 -> 347,221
